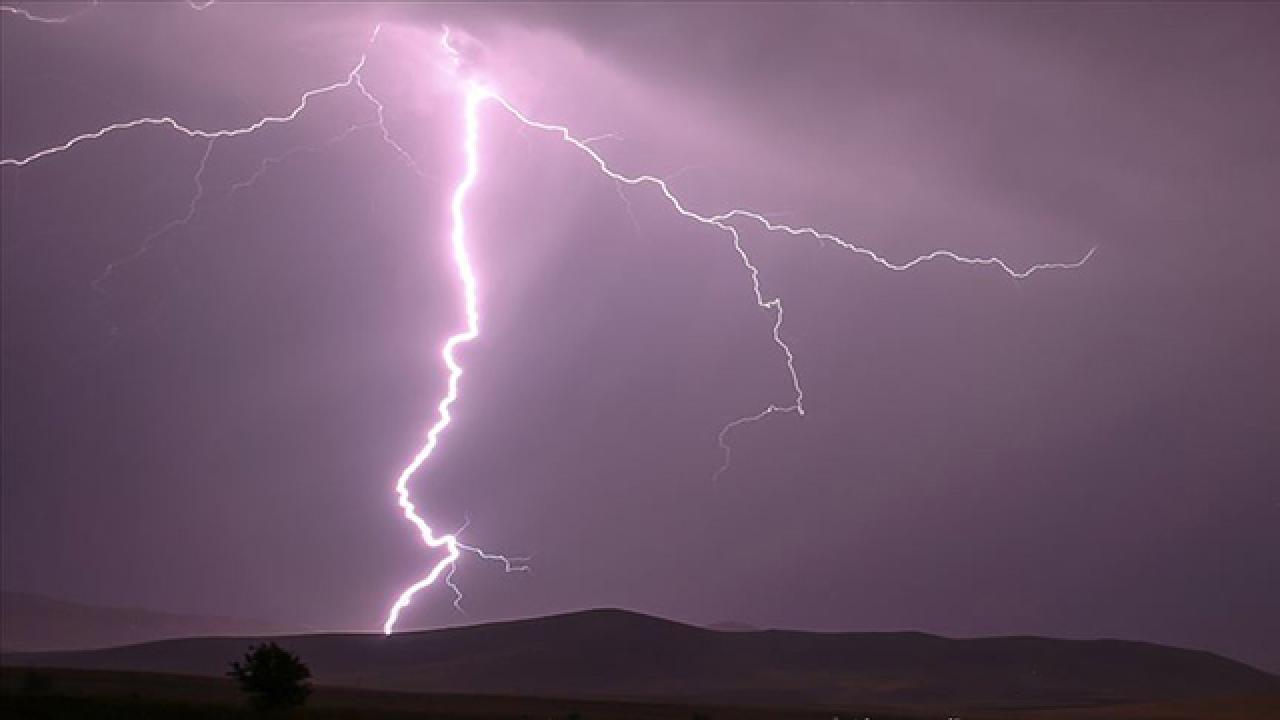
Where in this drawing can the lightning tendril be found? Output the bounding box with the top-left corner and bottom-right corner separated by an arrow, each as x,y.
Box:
0,15 -> 1093,636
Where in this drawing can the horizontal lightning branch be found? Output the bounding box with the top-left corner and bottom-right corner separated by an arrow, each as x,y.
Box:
0,17 -> 1094,637
0,22 -> 529,635
381,27 -> 1093,632
0,72 -> 361,168
0,1 -> 213,25
0,1 -> 96,24
473,90 -> 1096,484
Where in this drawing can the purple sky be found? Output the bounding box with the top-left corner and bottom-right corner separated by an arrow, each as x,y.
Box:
2,2 -> 1277,672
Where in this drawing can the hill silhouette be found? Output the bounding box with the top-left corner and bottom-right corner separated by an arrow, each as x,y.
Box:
4,608 -> 1276,710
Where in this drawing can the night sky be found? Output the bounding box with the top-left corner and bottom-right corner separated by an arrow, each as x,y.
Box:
2,2 -> 1277,672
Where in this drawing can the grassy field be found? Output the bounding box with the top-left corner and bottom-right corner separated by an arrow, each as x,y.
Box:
0,666 -> 884,720
3,666 -> 1278,719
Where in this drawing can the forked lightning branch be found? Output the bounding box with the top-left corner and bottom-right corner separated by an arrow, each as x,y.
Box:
0,16 -> 1094,635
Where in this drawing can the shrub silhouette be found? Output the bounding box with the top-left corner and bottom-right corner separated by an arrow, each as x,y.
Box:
228,642 -> 312,711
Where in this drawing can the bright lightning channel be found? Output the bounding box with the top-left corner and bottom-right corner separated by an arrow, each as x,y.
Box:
0,21 -> 528,632
375,27 -> 1094,632
0,18 -> 1094,637
381,80 -> 502,636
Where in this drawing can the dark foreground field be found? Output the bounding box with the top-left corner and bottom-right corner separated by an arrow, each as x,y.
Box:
1,667 -> 857,720
3,667 -> 1279,720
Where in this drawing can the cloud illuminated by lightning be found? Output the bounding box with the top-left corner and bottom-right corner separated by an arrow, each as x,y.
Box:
0,14 -> 1093,636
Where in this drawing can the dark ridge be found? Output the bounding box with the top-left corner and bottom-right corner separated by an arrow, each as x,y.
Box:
4,607 -> 1276,710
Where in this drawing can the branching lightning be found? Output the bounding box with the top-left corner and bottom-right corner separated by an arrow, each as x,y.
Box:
63,25 -> 434,291
1,1 -> 97,24
0,63 -> 361,169
226,121 -> 377,198
1,12 -> 1093,636
2,18 -> 527,631
92,138 -> 215,294
466,77 -> 1095,489
1,1 -> 213,25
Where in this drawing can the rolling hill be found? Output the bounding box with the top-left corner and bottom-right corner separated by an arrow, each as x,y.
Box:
4,608 -> 1277,711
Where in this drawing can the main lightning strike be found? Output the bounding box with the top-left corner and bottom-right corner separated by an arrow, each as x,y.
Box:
381,82 -> 504,636
1,16 -> 1094,636
376,28 -> 1094,632
0,21 -> 526,634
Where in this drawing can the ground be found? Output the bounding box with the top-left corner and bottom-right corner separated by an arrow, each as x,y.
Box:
2,667 -> 1278,720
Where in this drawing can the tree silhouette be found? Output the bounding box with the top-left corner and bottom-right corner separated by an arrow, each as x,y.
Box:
228,642 -> 312,711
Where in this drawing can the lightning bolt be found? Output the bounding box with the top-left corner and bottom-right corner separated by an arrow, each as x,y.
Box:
1,1 -> 212,24
1,21 -> 528,633
467,81 -> 1095,488
376,27 -> 1094,633
1,15 -> 1094,636
59,25 -> 435,294
1,1 -> 96,24
0,69 -> 361,169
226,121 -> 376,198
381,81 -> 512,636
